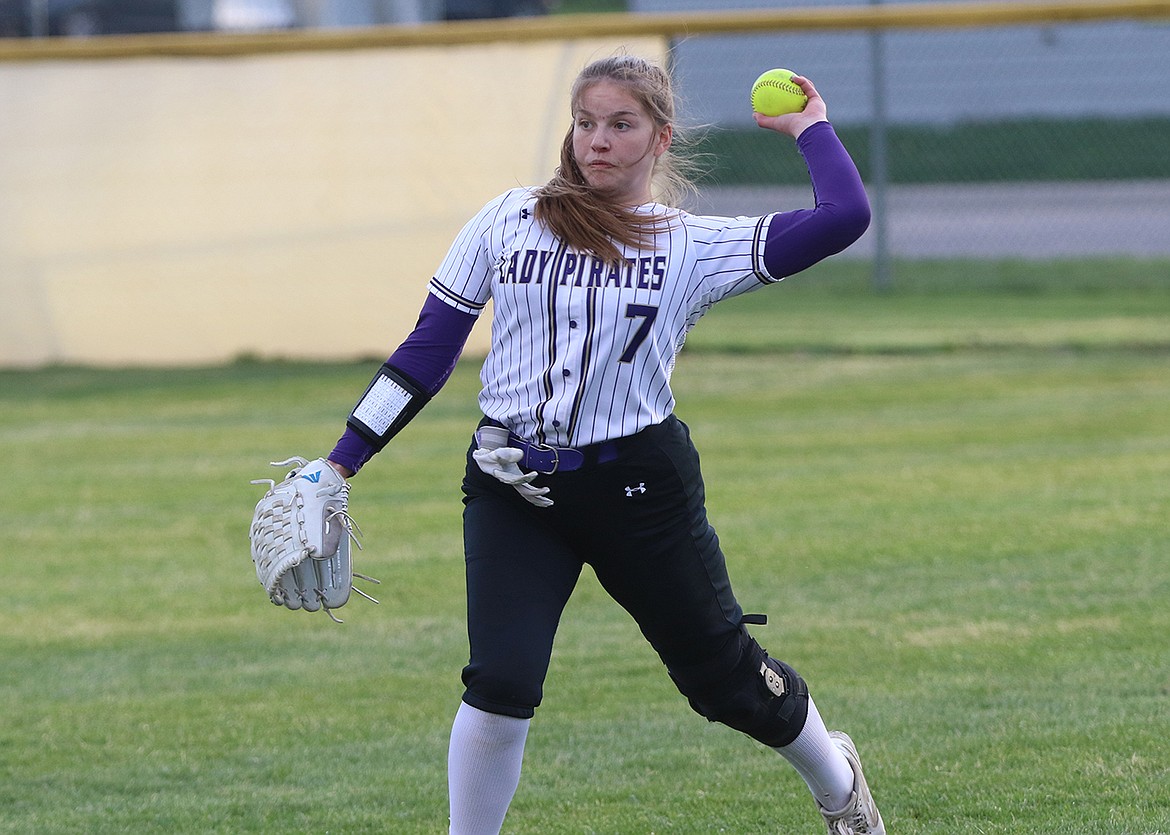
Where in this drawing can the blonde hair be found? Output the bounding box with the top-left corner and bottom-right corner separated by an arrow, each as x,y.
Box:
534,54 -> 699,265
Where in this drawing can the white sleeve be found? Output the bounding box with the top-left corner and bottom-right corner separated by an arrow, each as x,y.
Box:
427,190 -> 517,315
689,212 -> 779,303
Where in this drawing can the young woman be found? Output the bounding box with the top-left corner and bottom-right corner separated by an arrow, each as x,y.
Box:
327,54 -> 882,834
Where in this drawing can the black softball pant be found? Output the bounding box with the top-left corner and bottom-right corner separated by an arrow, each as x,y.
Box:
459,415 -> 747,720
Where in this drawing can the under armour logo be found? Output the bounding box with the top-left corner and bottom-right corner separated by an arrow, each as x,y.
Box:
300,471 -> 322,483
624,483 -> 646,497
521,207 -> 531,219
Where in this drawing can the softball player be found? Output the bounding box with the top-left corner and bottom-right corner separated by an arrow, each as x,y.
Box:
328,55 -> 882,834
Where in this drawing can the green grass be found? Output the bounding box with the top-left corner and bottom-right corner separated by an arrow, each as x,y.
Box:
684,258 -> 1170,355
554,0 -> 628,14
2,258 -> 1169,834
698,117 -> 1170,185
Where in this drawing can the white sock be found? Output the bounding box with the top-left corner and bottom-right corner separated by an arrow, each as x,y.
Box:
772,698 -> 856,811
448,702 -> 531,835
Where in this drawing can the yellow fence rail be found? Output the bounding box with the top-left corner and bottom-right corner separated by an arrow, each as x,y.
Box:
2,0 -> 1169,61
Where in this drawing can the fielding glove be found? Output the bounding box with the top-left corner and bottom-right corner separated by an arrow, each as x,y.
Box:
249,457 -> 379,622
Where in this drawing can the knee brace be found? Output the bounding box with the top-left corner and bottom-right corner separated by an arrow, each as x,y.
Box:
669,627 -> 810,748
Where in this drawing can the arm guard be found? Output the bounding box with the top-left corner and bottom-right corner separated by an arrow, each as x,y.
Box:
346,363 -> 431,452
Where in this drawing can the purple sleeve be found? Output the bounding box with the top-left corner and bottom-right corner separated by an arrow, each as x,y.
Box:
762,121 -> 871,279
328,294 -> 479,474
385,293 -> 479,395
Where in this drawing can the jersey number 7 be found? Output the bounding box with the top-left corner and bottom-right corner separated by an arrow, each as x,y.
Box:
619,304 -> 659,363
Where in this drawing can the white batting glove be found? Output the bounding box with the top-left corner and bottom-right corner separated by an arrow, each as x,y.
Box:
473,427 -> 553,508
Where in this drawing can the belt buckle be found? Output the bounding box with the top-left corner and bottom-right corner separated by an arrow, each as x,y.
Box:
529,441 -> 560,475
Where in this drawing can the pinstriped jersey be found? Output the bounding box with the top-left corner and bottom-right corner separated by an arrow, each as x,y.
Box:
429,187 -> 779,448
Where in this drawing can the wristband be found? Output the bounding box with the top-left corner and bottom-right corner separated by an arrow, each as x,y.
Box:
346,363 -> 430,451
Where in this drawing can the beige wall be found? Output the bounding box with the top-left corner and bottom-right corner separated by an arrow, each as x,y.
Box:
0,34 -> 666,367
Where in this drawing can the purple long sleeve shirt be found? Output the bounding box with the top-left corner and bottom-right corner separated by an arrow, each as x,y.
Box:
330,120 -> 868,473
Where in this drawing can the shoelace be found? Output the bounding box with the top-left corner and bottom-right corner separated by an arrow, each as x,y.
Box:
828,802 -> 876,835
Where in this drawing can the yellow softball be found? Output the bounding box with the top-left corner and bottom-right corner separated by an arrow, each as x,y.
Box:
750,68 -> 808,117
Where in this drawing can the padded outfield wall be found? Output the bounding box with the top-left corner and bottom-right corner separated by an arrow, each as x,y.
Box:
1,1 -> 1168,367
0,25 -> 667,367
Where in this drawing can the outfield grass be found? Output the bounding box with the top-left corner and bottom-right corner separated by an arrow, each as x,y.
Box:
1,259 -> 1168,833
698,118 -> 1170,185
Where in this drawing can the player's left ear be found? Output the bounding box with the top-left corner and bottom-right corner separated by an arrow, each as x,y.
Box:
654,123 -> 673,158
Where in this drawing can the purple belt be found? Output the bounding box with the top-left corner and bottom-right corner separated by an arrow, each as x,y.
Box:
506,433 -> 622,474
477,416 -> 672,475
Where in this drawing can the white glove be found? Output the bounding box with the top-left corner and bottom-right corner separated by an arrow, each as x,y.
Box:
473,427 -> 553,508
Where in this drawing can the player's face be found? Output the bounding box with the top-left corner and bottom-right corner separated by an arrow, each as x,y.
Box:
572,80 -> 672,206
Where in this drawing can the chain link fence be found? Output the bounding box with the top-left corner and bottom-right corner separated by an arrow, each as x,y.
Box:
633,0 -> 1170,271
